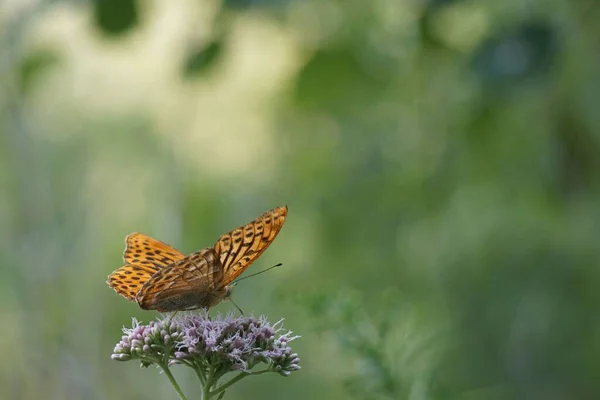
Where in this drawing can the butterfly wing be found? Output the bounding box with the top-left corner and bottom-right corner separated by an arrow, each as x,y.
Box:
136,248 -> 225,311
214,205 -> 287,286
123,232 -> 186,269
107,233 -> 186,302
107,264 -> 160,301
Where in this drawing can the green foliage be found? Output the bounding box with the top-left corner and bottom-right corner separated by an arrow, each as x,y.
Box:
471,21 -> 558,87
300,289 -> 437,400
182,39 -> 226,78
93,0 -> 139,36
18,50 -> 60,95
2,0 -> 600,399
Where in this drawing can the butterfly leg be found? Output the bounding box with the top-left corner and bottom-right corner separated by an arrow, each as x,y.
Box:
229,297 -> 244,316
166,311 -> 179,325
201,307 -> 212,321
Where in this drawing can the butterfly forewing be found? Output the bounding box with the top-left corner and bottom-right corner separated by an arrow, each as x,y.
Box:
214,205 -> 288,286
124,232 -> 186,269
107,233 -> 186,301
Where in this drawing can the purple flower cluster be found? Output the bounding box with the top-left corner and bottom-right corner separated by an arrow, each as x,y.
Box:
111,318 -> 184,365
111,313 -> 300,377
175,314 -> 301,376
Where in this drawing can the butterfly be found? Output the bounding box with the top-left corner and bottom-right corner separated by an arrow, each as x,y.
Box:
107,205 -> 287,312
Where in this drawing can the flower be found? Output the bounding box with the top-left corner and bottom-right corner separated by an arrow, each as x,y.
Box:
174,314 -> 300,376
111,312 -> 300,399
111,317 -> 184,365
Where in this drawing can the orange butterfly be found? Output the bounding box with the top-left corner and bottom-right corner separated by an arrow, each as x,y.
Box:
107,206 -> 287,311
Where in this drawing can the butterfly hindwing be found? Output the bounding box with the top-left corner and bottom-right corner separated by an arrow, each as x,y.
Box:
107,264 -> 158,301
108,233 -> 186,302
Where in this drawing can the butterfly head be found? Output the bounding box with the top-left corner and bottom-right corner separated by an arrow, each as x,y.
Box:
223,283 -> 236,299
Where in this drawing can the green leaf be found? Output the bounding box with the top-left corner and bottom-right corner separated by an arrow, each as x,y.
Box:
293,48 -> 385,113
182,40 -> 225,78
18,50 -> 60,94
93,0 -> 139,36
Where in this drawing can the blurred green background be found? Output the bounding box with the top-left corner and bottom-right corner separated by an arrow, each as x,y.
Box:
2,0 -> 600,399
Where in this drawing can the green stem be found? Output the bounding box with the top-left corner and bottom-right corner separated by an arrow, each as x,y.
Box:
194,364 -> 207,385
210,369 -> 272,397
202,366 -> 214,399
160,364 -> 188,400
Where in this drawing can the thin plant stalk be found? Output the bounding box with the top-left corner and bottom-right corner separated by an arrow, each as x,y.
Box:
160,364 -> 188,400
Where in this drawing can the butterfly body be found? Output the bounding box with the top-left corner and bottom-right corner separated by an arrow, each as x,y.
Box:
107,206 -> 287,312
136,248 -> 230,311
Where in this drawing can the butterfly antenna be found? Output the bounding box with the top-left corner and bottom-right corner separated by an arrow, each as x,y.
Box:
229,297 -> 244,315
232,263 -> 283,284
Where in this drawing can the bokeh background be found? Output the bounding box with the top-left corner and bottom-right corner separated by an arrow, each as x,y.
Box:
2,0 -> 600,399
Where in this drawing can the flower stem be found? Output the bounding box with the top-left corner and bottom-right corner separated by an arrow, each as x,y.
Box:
203,366 -> 215,399
202,382 -> 211,399
211,369 -> 271,397
194,364 -> 207,385
160,364 -> 188,400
